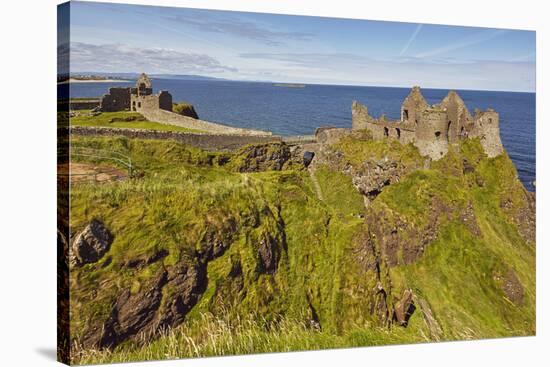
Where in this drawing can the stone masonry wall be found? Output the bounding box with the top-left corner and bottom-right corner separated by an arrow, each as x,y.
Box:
68,126 -> 281,151
141,108 -> 272,137
70,99 -> 100,110
101,87 -> 132,112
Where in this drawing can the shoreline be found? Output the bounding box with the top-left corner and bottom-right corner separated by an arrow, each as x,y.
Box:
58,78 -> 132,84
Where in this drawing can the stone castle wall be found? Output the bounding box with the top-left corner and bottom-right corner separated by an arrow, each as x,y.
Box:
131,91 -> 173,113
68,126 -> 281,151
101,87 -> 132,112
351,87 -> 504,160
70,99 -> 100,110
141,108 -> 272,136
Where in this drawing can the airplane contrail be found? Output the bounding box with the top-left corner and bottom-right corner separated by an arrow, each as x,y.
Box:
399,24 -> 423,56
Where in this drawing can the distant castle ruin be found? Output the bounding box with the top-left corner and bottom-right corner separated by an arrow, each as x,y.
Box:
97,73 -> 270,136
351,86 -> 504,159
100,73 -> 173,113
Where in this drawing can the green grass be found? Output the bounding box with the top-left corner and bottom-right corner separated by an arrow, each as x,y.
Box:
68,134 -> 535,365
73,312 -> 427,365
70,111 -> 205,133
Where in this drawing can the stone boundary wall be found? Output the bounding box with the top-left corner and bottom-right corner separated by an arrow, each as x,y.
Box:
282,135 -> 317,144
68,126 -> 282,151
141,108 -> 272,137
70,99 -> 100,110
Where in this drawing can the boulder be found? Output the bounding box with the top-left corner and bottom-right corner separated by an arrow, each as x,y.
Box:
303,151 -> 315,167
393,289 -> 415,326
71,220 -> 113,266
258,234 -> 281,274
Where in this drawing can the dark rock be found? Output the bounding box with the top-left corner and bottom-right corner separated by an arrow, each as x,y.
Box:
373,282 -> 390,325
349,158 -> 402,201
155,262 -> 208,332
515,191 -> 536,245
307,301 -> 321,331
97,271 -> 168,348
303,151 -> 315,167
173,103 -> 199,119
231,143 -> 297,172
71,220 -> 113,266
462,159 -> 475,174
393,289 -> 416,326
86,260 -> 208,350
124,249 -> 169,269
200,219 -> 238,262
502,270 -> 525,305
494,269 -> 524,305
258,234 -> 281,274
460,201 -> 481,236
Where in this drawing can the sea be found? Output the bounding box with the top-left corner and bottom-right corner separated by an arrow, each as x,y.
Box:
70,79 -> 536,191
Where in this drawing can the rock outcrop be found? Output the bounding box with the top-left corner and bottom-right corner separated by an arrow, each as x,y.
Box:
71,220 -> 113,266
173,103 -> 199,119
229,143 -> 302,172
85,259 -> 208,349
393,289 -> 415,326
347,158 -> 403,201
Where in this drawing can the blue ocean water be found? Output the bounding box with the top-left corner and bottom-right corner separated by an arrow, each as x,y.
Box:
71,79 -> 536,190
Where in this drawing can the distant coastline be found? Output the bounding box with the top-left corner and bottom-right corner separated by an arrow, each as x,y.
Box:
273,83 -> 306,88
58,78 -> 132,84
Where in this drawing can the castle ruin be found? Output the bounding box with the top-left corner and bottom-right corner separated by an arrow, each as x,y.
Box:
97,73 -> 270,136
100,73 -> 173,113
351,86 -> 503,160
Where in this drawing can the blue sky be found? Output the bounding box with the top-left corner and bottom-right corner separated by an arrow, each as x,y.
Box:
66,1 -> 536,92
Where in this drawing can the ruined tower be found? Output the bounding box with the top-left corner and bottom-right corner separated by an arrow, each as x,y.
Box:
134,73 -> 153,96
130,73 -> 172,113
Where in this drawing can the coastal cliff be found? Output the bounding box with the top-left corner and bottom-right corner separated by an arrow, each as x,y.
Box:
67,128 -> 535,363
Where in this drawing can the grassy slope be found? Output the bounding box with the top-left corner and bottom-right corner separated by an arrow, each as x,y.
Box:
70,135 -> 535,364
70,111 -> 204,133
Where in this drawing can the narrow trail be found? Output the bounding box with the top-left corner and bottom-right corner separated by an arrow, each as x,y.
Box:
308,167 -> 324,202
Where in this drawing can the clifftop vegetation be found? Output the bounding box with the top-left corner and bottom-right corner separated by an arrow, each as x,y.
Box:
67,132 -> 535,364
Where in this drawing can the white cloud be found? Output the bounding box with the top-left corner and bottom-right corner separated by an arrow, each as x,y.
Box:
69,42 -> 238,74
164,15 -> 314,46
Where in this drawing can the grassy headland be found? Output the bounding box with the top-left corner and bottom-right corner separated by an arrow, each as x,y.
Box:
68,132 -> 535,364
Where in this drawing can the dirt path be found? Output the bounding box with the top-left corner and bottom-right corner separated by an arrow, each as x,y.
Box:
308,167 -> 324,202
58,163 -> 128,184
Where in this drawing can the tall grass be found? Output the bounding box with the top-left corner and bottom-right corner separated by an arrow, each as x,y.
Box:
72,311 -> 428,365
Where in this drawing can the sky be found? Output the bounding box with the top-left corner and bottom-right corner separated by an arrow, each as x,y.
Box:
64,1 -> 536,92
